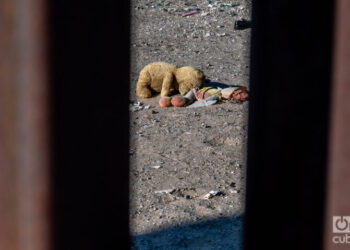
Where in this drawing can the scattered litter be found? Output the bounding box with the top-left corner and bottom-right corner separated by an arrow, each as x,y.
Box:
229,182 -> 236,188
205,32 -> 211,37
234,19 -> 252,30
217,32 -> 226,37
129,150 -> 134,155
151,118 -> 159,123
219,3 -> 239,7
130,102 -> 144,111
130,102 -> 152,111
150,165 -> 162,169
181,10 -> 198,17
183,6 -> 199,11
201,12 -> 208,16
202,190 -> 225,199
185,132 -> 192,135
155,189 -> 174,194
151,110 -> 158,114
155,3 -> 161,7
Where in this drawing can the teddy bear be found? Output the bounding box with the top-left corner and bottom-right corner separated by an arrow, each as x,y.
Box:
136,62 -> 205,98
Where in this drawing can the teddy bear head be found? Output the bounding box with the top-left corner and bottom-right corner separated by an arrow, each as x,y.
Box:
175,66 -> 205,95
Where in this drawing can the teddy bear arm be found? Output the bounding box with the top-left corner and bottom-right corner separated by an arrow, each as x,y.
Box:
160,73 -> 174,97
178,83 -> 191,96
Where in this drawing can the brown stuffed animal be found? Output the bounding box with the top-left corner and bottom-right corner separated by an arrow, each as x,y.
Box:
136,62 -> 204,98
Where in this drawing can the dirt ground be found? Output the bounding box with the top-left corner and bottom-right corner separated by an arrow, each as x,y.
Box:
129,0 -> 251,249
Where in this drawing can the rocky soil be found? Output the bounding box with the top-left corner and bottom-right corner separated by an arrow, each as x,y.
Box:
129,0 -> 251,249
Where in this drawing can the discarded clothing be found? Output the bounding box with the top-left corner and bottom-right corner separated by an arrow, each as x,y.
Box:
187,95 -> 219,108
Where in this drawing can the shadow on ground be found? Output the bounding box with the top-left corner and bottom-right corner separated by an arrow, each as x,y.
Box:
132,215 -> 243,250
203,81 -> 244,89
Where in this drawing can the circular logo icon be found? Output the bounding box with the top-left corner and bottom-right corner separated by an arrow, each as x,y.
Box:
336,217 -> 349,231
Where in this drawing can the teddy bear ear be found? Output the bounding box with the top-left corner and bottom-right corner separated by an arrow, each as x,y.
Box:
196,70 -> 204,78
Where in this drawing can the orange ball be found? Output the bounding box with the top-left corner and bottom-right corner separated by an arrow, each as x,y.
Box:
159,96 -> 172,107
171,95 -> 187,107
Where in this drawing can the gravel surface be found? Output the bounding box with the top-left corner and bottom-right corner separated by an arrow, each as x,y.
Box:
129,0 -> 251,249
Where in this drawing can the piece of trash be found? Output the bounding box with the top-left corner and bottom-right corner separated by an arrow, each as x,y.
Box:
217,25 -> 225,28
187,95 -> 219,108
151,118 -> 159,123
217,32 -> 226,37
183,6 -> 199,11
181,10 -> 198,17
219,3 -> 239,7
185,132 -> 192,135
144,105 -> 151,109
155,3 -> 161,7
202,190 -> 225,199
201,12 -> 208,16
130,102 -> 144,111
155,189 -> 174,194
150,165 -> 162,169
234,19 -> 252,30
205,32 -> 211,37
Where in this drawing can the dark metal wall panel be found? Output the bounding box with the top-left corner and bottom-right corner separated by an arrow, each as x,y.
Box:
49,1 -> 131,249
0,0 -> 50,249
244,1 -> 334,249
324,0 -> 350,249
